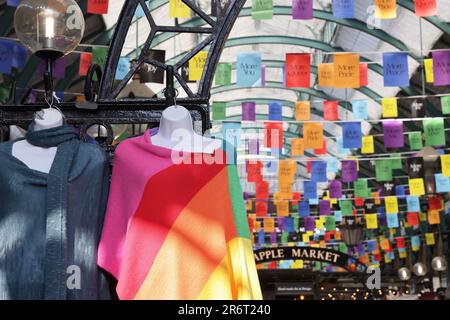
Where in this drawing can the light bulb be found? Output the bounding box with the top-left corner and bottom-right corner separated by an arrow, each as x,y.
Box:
45,16 -> 55,38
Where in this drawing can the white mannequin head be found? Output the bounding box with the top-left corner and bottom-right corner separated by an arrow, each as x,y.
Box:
35,108 -> 64,131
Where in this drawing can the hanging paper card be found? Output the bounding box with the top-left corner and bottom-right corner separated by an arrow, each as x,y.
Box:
79,52 -> 92,76
255,201 -> 268,217
323,101 -> 339,120
269,102 -> 283,121
334,211 -> 342,222
327,158 -> 340,174
340,199 -> 353,215
222,122 -> 241,151
311,161 -> 327,182
39,57 -> 67,80
428,210 -> 440,225
383,52 -> 409,87
285,53 -> 310,88
366,214 -> 378,229
414,0 -> 437,16
252,0 -> 273,20
428,195 -> 443,210
295,101 -> 310,120
325,216 -> 336,231
336,138 -> 350,156
92,47 -> 108,80
318,63 -> 334,87
386,213 -> 399,228
382,98 -> 398,118
409,178 -> 426,196
383,121 -> 404,148
407,196 -> 420,212
419,212 -> 427,222
305,217 -> 316,231
303,122 -> 323,149
374,0 -> 397,19
435,174 -> 450,193
411,236 -> 421,251
360,63 -> 369,87
261,65 -> 266,87
354,179 -> 369,198
188,51 -> 207,81
332,0 -> 355,18
441,155 -> 450,177
380,238 -> 391,251
333,53 -> 360,88
408,131 -> 423,150
256,181 -> 269,200
88,0 -> 109,14
212,102 -> 226,120
364,199 -> 377,213
292,0 -> 313,19
237,53 -> 262,87
385,196 -> 398,213
329,180 -> 343,199
11,43 -> 27,69
438,96 -> 450,116
276,201 -> 290,216
115,57 -> 130,80
406,212 -> 419,227
241,101 -> 256,121
298,201 -> 310,217
423,118 -> 445,146
352,100 -> 368,120
432,50 -> 450,86
6,0 -> 20,6
342,122 -> 362,148
341,160 -> 358,182
424,58 -> 434,83
264,121 -> 283,148
319,200 -> 331,216
303,181 -> 317,199
425,233 -> 435,245
361,136 -> 375,154
314,140 -> 327,155
264,217 -> 275,233
279,159 -> 296,184
169,0 -> 190,18
248,139 -> 260,155
291,138 -> 305,156
215,63 -> 232,86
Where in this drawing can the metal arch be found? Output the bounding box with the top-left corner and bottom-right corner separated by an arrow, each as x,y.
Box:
397,0 -> 450,35
98,0 -> 246,102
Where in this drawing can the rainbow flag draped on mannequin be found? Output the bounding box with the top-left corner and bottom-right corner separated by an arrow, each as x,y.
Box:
98,129 -> 262,300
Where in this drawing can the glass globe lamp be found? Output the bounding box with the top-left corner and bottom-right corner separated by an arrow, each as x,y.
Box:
14,0 -> 85,59
431,256 -> 447,272
413,262 -> 428,277
398,267 -> 411,281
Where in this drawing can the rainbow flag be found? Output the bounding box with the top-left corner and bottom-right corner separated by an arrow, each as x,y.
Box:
98,130 -> 262,299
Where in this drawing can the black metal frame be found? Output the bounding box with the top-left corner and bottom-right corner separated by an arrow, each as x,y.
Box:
0,0 -> 247,143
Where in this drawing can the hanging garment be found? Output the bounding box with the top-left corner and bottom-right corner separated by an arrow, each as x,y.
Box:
0,125 -> 112,300
98,129 -> 262,300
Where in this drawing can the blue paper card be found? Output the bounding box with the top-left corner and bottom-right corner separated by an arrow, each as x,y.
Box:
311,160 -> 327,182
332,0 -> 354,19
0,39 -> 14,74
342,121 -> 362,148
327,157 -> 340,174
386,213 -> 399,228
336,138 -> 350,155
12,43 -> 28,69
395,185 -> 405,196
352,99 -> 368,120
237,53 -> 262,87
383,52 -> 410,87
284,217 -> 294,232
411,235 -> 420,248
268,102 -> 283,121
406,196 -> 420,212
115,57 -> 130,80
435,174 -> 450,193
334,210 -> 342,222
367,240 -> 376,252
298,201 -> 310,217
258,230 -> 265,245
6,0 -> 20,6
304,181 -> 317,199
309,198 -> 319,205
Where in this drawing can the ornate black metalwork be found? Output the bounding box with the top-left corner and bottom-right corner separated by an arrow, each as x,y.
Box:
0,0 -> 246,143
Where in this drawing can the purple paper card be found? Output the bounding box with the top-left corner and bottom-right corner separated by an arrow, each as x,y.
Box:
248,139 -> 259,155
383,120 -> 404,148
292,0 -> 313,20
319,200 -> 331,216
341,160 -> 358,182
329,180 -> 343,199
278,217 -> 285,231
305,216 -> 315,231
241,101 -> 256,121
39,56 -> 67,80
270,232 -> 278,243
432,50 -> 450,86
261,65 -> 266,87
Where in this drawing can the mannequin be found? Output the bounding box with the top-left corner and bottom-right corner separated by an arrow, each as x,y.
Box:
152,105 -> 221,153
12,108 -> 64,173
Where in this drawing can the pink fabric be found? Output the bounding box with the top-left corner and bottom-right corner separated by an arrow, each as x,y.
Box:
97,130 -> 174,279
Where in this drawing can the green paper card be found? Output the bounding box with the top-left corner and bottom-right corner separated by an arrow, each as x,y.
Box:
294,218 -> 299,231
423,118 -> 445,146
212,102 -> 226,120
92,47 -> 109,81
281,232 -> 289,243
441,96 -> 450,115
408,131 -> 423,150
215,63 -> 232,86
375,159 -> 393,182
325,216 -> 336,231
252,0 -> 273,20
390,154 -> 402,170
339,243 -> 348,253
354,178 -> 369,198
340,199 -> 353,216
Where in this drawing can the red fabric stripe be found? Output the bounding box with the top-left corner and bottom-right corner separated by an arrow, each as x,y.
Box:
116,158 -> 226,299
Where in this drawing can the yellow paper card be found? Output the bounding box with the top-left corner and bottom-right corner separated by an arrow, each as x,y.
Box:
374,0 -> 397,19
316,219 -> 324,229
425,233 -> 435,245
295,101 -> 311,121
318,63 -> 334,87
409,178 -> 425,196
169,0 -> 191,18
188,51 -> 208,81
362,135 -> 374,154
441,155 -> 450,177
399,250 -> 407,259
264,217 -> 275,233
366,213 -> 378,229
254,221 -> 261,232
419,212 -> 427,222
382,97 -> 398,118
333,53 -> 360,88
293,260 -> 304,269
424,58 -> 434,83
335,231 -> 341,241
303,122 -> 324,149
380,238 -> 390,251
291,138 -> 305,156
276,200 -> 290,216
385,196 -> 398,213
372,192 -> 381,205
428,210 -> 440,225
247,200 -> 253,211
302,234 -> 310,243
